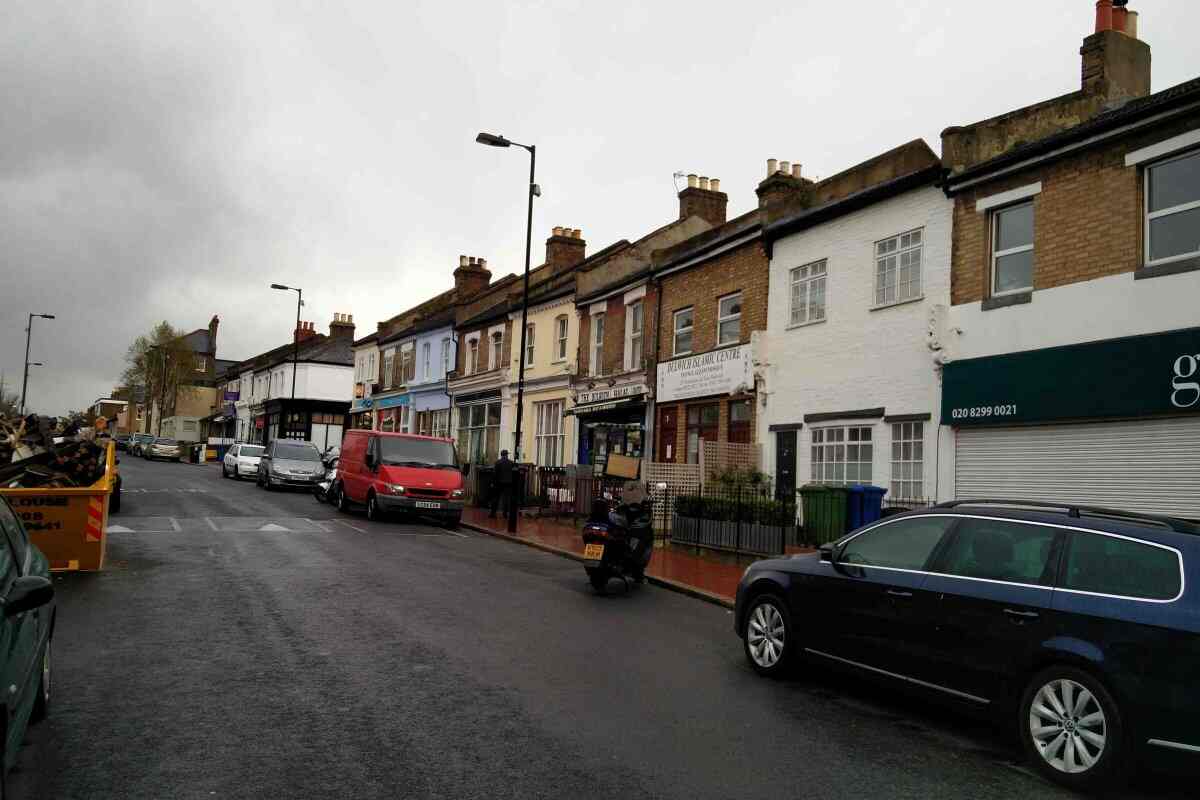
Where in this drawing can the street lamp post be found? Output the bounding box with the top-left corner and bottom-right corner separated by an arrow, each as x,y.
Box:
476,131 -> 538,534
270,284 -> 303,399
19,313 -> 55,415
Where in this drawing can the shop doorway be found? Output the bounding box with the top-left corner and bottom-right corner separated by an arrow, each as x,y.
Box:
658,408 -> 678,462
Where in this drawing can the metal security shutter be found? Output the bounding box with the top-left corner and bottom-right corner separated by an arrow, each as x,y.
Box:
955,418 -> 1200,519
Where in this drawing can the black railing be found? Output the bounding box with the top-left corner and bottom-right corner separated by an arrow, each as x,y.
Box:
667,484 -> 797,557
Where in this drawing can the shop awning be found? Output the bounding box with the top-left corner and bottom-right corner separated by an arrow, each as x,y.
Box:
565,397 -> 644,417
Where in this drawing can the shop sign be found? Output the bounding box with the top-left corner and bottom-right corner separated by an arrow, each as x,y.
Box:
656,344 -> 752,403
942,326 -> 1200,426
223,390 -> 240,401
372,394 -> 410,410
575,383 -> 648,407
351,397 -> 374,413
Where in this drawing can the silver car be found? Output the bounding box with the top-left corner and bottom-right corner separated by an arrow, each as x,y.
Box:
144,437 -> 182,462
256,440 -> 325,490
222,443 -> 265,480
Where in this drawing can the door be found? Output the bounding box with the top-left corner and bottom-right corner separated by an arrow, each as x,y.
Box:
811,515 -> 956,675
955,418 -> 1200,518
775,431 -> 796,501
918,517 -> 1063,702
658,408 -> 678,463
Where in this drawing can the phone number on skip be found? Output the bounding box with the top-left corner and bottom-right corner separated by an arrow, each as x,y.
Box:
950,404 -> 1018,420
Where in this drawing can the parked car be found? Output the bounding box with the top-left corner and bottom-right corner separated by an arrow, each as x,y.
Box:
256,440 -> 325,490
143,438 -> 182,462
222,443 -> 265,480
734,500 -> 1200,792
0,496 -> 56,794
129,433 -> 155,457
114,433 -> 131,451
336,430 -> 464,526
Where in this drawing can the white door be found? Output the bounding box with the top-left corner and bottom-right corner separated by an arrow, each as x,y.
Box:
955,417 -> 1200,518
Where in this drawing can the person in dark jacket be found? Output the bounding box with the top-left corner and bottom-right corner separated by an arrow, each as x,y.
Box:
489,450 -> 514,518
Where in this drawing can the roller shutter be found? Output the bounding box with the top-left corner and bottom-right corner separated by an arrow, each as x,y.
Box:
955,417 -> 1200,519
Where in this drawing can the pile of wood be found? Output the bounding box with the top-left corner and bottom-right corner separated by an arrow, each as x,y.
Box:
0,415 -> 108,489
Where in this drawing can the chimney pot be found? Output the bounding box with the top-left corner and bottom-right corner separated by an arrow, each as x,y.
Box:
699,176 -> 710,190
792,163 -> 802,178
779,160 -> 791,176
348,314 -> 353,323
552,226 -> 563,237
1095,0 -> 1114,32
1125,8 -> 1137,38
478,258 -> 486,269
710,178 -> 720,192
1112,5 -> 1128,33
572,228 -> 582,239
687,173 -> 698,188
766,158 -> 778,176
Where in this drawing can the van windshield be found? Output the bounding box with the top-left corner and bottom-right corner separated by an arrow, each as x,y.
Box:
378,437 -> 458,469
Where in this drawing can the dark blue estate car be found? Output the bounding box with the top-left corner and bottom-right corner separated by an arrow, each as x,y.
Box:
734,500 -> 1200,792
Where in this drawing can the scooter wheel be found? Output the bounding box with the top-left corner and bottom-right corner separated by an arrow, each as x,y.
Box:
586,567 -> 610,594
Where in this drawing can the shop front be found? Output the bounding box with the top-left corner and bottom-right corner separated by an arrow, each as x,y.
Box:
350,397 -> 374,430
569,381 -> 649,474
454,389 -> 503,465
411,386 -> 451,439
655,344 -> 755,463
942,326 -> 1200,518
260,399 -> 349,450
372,393 -> 410,433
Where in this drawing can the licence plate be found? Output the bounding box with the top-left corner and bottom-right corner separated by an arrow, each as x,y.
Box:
414,501 -> 441,509
583,543 -> 605,560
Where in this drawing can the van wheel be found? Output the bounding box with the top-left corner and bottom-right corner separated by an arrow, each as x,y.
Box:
1019,666 -> 1127,792
366,493 -> 382,522
336,484 -> 350,513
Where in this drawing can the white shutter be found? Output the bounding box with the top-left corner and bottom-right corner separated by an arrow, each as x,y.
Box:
955,418 -> 1200,519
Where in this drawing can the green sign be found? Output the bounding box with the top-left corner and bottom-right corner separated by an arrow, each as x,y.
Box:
942,326 -> 1200,426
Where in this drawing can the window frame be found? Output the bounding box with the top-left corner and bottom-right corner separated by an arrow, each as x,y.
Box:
728,399 -> 751,444
930,518 -> 1064,588
554,315 -> 569,362
716,292 -> 742,346
441,338 -> 451,377
422,342 -> 431,381
533,399 -> 566,466
685,403 -> 719,464
889,421 -> 925,501
626,300 -> 644,371
990,201 -> 1035,297
873,228 -> 924,307
195,356 -> 207,373
466,338 -> 479,376
789,260 -> 827,327
490,332 -> 503,371
836,515 -> 956,573
1144,148 -> 1200,268
673,307 -> 694,357
811,424 -> 874,486
382,350 -> 395,389
591,313 -> 605,377
524,323 -> 535,367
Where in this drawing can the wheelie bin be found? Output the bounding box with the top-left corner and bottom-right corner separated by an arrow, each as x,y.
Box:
799,484 -> 849,544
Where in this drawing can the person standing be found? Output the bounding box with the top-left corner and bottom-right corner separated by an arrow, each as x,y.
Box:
489,449 -> 514,518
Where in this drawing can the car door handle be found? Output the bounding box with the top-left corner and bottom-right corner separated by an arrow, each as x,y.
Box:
1003,608 -> 1040,620
886,589 -> 913,598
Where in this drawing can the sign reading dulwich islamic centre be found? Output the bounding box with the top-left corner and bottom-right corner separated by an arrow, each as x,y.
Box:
657,344 -> 753,403
942,326 -> 1200,426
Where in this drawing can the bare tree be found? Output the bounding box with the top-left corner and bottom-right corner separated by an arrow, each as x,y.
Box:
120,322 -> 199,436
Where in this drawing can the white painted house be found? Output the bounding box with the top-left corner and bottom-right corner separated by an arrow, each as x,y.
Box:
761,142 -> 955,504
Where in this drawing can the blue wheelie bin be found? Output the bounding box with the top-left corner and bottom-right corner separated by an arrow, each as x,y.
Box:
846,485 -> 888,530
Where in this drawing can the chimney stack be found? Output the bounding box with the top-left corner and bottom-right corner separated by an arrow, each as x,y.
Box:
678,170 -> 728,226
454,253 -> 493,298
329,312 -> 356,340
545,226 -> 587,276
1081,1 -> 1149,103
295,320 -> 317,343
757,157 -> 814,210
208,314 -> 219,356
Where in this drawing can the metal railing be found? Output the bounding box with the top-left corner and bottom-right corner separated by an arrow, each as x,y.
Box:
666,483 -> 797,557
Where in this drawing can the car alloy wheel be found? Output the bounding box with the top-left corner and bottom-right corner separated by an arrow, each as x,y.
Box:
31,638 -> 50,723
1020,666 -> 1124,791
743,595 -> 793,677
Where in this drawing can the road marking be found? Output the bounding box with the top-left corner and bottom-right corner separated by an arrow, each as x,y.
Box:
105,524 -> 134,533
333,519 -> 367,534
258,523 -> 290,531
204,517 -> 219,531
169,517 -> 182,532
308,518 -> 334,533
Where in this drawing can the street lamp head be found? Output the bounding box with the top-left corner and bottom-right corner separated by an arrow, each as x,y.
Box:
37,314 -> 55,320
270,283 -> 290,291
29,362 -> 43,367
475,132 -> 510,148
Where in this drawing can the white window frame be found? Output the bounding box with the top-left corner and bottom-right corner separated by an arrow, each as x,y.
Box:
422,342 -> 431,381
591,313 -> 605,377
367,352 -> 375,383
466,338 -> 479,376
873,229 -> 924,307
889,421 -> 925,501
524,323 -> 535,367
626,300 -> 644,370
441,338 -> 451,377
1144,148 -> 1200,268
383,350 -> 395,389
716,292 -> 741,346
672,307 -> 693,357
789,260 -> 827,327
554,315 -> 568,362
195,356 -> 207,373
490,332 -> 503,371
811,425 -> 873,486
534,399 -> 565,466
991,201 -> 1035,297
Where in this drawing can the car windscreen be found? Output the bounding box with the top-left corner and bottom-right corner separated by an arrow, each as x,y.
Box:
273,443 -> 321,461
239,446 -> 265,457
378,437 -> 457,468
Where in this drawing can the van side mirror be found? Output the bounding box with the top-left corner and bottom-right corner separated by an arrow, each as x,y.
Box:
4,576 -> 53,618
365,452 -> 376,469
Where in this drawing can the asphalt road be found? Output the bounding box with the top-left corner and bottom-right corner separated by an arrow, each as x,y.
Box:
7,456 -> 1191,799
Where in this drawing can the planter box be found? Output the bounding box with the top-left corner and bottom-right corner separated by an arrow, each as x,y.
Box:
671,513 -> 792,556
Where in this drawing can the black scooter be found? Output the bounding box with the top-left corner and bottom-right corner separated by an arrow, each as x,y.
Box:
312,456 -> 339,504
581,484 -> 657,594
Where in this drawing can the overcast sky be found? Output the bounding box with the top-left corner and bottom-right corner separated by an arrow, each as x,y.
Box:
3,1 -> 1197,415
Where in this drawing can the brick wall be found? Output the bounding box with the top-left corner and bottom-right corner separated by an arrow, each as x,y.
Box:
950,115 -> 1200,306
656,238 -> 768,359
575,284 -> 659,377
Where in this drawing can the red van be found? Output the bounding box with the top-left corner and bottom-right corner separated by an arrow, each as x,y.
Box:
336,430 -> 465,527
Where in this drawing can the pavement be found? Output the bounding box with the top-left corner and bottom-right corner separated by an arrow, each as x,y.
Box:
7,457 -> 1190,799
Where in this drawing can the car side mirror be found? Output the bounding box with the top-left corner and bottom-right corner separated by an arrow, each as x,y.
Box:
819,543 -> 834,563
4,576 -> 53,618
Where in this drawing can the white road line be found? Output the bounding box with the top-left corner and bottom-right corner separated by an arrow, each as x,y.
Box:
169,517 -> 182,532
308,518 -> 334,533
333,519 -> 367,534
204,517 -> 219,531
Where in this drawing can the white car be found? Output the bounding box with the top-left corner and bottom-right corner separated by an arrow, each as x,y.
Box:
222,443 -> 265,480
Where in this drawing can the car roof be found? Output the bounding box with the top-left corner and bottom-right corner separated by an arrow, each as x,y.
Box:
902,501 -> 1198,548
